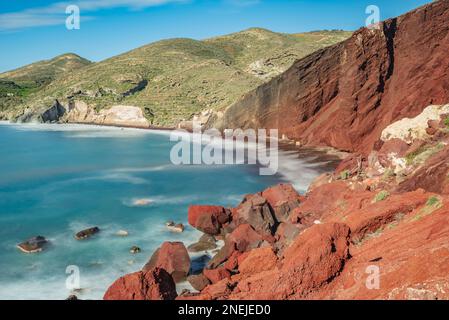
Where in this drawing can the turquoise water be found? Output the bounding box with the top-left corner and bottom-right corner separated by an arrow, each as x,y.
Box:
0,122 -> 323,300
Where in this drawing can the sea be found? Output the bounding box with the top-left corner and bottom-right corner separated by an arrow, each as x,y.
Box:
0,122 -> 334,300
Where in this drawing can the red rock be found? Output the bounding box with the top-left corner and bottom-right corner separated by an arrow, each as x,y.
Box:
289,180 -> 369,225
428,119 -> 440,130
203,267 -> 231,284
335,154 -> 365,178
426,127 -> 438,135
405,139 -> 427,158
397,145 -> 449,195
224,251 -> 241,271
228,223 -> 351,300
228,224 -> 263,252
238,247 -> 278,275
217,1 -> 449,155
379,138 -> 410,157
275,222 -> 301,248
261,184 -> 303,222
142,242 -> 191,283
200,279 -> 234,300
237,251 -> 250,266
103,267 -> 177,300
307,173 -> 333,193
340,189 -> 430,242
187,205 -> 230,235
313,199 -> 449,300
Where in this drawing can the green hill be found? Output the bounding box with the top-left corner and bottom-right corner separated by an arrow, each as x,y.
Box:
0,53 -> 91,114
0,29 -> 351,125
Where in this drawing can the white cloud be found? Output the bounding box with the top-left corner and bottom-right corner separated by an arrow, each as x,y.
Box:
0,0 -> 187,31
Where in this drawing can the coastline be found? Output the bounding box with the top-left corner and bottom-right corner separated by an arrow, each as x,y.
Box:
2,121 -> 336,299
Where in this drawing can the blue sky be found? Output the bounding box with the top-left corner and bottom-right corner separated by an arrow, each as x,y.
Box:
0,0 -> 432,72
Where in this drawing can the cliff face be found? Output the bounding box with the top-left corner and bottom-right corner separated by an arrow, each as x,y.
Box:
214,0 -> 449,153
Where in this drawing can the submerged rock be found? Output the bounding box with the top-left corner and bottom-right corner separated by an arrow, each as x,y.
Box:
130,246 -> 141,254
166,221 -> 185,233
75,227 -> 100,240
116,230 -> 129,237
17,236 -> 48,253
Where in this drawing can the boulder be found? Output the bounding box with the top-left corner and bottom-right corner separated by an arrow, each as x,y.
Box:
188,205 -> 230,235
103,267 -> 177,300
17,236 -> 48,253
187,274 -> 211,292
233,194 -> 277,237
142,242 -> 191,283
238,247 -> 278,275
230,223 -> 351,300
203,267 -> 231,284
75,227 -> 100,240
228,224 -> 263,253
262,184 -> 303,222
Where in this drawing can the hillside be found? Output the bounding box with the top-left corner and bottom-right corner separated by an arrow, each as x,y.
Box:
212,0 -> 449,154
0,53 -> 91,115
0,29 -> 350,125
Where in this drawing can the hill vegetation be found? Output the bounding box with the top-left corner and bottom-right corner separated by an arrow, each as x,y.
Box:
0,29 -> 351,125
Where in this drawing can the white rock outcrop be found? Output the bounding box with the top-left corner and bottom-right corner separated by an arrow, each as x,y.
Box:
381,104 -> 449,143
64,101 -> 150,128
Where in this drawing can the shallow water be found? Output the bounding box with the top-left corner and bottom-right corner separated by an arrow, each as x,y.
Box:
0,123 -> 329,300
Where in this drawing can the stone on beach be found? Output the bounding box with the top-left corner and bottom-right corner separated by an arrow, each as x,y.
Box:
142,242 -> 191,283
74,227 -> 100,240
262,183 -> 303,223
17,236 -> 48,253
103,267 -> 177,300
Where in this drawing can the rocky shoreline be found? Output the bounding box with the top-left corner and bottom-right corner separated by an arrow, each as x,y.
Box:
103,104 -> 449,300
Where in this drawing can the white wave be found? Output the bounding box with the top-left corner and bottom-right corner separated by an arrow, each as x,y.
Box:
111,164 -> 174,173
122,195 -> 200,208
64,172 -> 149,185
2,122 -> 173,139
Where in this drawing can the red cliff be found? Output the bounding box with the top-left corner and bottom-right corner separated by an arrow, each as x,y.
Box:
214,0 -> 449,154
